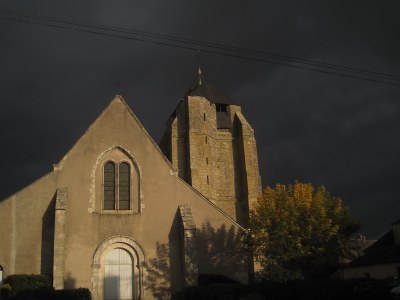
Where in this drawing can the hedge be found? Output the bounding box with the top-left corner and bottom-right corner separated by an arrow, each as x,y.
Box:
2,274 -> 51,295
0,274 -> 91,300
2,288 -> 92,300
173,278 -> 393,300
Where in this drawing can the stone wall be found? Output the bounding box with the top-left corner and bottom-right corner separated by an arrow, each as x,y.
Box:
160,94 -> 262,225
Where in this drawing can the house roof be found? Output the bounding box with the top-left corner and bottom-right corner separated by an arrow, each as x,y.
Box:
184,68 -> 237,105
365,230 -> 394,252
349,229 -> 400,267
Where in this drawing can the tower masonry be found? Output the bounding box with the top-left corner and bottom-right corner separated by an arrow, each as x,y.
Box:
160,69 -> 262,225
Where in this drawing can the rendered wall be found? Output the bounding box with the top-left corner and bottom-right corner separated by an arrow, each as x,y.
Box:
0,172 -> 57,277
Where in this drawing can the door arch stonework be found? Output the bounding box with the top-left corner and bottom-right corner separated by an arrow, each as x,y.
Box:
92,236 -> 146,300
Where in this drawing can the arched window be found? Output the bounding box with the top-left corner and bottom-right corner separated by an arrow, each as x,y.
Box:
103,161 -> 131,210
118,163 -> 130,210
104,162 -> 116,210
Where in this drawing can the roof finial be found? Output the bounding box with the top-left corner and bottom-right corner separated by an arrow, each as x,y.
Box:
198,67 -> 202,85
196,49 -> 203,85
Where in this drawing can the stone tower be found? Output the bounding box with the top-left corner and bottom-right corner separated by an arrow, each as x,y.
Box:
160,69 -> 262,225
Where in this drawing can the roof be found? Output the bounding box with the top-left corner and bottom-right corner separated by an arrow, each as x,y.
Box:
349,229 -> 400,267
184,68 -> 237,105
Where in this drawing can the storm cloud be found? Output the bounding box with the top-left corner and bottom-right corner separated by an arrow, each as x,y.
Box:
0,0 -> 399,238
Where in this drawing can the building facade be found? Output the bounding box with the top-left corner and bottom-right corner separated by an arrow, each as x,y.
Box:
0,72 -> 262,299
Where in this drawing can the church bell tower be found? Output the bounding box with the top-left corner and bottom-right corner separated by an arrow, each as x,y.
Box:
160,69 -> 262,225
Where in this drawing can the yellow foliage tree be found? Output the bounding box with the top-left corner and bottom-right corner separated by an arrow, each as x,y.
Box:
249,182 -> 358,280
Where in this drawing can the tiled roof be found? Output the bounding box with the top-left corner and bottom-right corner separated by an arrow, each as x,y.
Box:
185,69 -> 237,105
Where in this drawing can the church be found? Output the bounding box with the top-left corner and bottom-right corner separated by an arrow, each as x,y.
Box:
0,69 -> 262,300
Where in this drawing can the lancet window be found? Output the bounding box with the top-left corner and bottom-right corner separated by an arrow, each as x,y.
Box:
103,161 -> 131,210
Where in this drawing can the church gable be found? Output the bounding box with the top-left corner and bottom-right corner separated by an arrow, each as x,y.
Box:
55,95 -> 172,173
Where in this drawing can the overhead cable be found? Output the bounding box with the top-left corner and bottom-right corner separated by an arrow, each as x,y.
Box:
0,8 -> 399,86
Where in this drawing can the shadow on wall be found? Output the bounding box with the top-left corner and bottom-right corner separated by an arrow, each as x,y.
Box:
146,242 -> 171,300
146,218 -> 248,299
41,193 -> 56,275
196,222 -> 248,278
64,272 -> 76,289
232,116 -> 249,225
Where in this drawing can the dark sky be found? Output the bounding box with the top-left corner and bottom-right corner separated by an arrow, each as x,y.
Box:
0,1 -> 399,238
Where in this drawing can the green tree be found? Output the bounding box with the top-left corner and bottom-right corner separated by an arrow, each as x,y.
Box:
249,182 -> 359,281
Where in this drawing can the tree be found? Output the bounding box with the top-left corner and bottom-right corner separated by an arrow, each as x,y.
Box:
249,182 -> 359,281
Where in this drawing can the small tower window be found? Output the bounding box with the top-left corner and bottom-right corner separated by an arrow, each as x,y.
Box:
216,104 -> 230,129
216,104 -> 227,112
206,157 -> 208,164
207,175 -> 209,185
205,136 -> 208,144
204,113 -> 206,121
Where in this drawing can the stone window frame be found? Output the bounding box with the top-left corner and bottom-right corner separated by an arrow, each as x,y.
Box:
92,236 -> 146,300
89,146 -> 143,214
102,159 -> 133,211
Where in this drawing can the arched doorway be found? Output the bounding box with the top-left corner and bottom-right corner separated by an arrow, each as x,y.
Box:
104,248 -> 133,300
92,236 -> 145,300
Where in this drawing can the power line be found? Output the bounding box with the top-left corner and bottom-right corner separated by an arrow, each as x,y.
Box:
2,7 -> 399,82
0,8 -> 399,86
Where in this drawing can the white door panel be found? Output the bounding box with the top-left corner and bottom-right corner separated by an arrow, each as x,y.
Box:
104,248 -> 133,300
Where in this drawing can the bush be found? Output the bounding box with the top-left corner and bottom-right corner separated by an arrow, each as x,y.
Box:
8,288 -> 53,300
175,284 -> 236,300
1,274 -> 91,300
199,274 -> 240,285
174,278 -> 392,300
2,274 -> 52,297
53,288 -> 92,300
1,288 -> 92,300
0,283 -> 12,298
